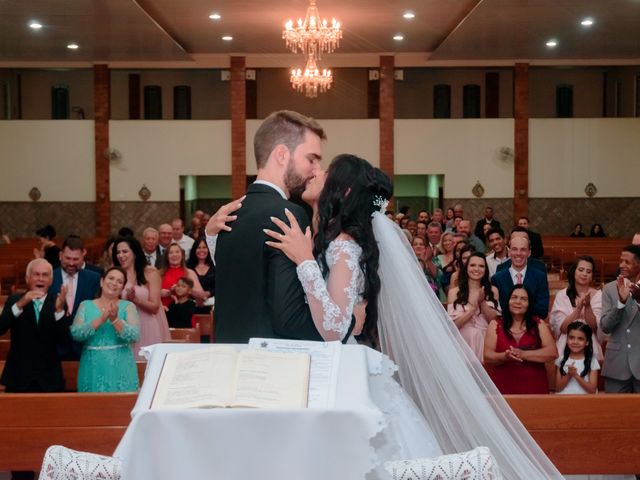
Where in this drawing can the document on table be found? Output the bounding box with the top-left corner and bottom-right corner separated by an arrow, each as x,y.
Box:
248,338 -> 341,408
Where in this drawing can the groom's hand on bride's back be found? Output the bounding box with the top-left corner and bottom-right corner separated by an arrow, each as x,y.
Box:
206,196 -> 245,235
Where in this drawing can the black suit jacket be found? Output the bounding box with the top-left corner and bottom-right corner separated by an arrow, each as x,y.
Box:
0,293 -> 69,392
50,268 -> 101,360
215,183 -> 325,343
527,230 -> 544,259
474,218 -> 501,241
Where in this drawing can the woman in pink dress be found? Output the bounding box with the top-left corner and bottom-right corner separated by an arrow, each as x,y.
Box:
112,236 -> 170,360
447,252 -> 500,360
550,255 -> 604,361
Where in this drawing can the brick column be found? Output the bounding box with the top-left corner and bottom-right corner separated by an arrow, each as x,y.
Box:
379,56 -> 395,180
513,62 -> 529,221
94,64 -> 111,237
230,57 -> 247,199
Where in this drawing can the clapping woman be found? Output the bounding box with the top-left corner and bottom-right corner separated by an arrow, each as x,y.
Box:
71,267 -> 140,392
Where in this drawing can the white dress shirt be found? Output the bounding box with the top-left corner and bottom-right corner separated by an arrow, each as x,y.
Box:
173,234 -> 195,258
508,265 -> 527,285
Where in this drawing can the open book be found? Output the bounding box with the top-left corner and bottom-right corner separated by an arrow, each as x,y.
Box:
150,346 -> 310,410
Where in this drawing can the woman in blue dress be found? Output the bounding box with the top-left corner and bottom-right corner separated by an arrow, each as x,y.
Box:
71,266 -> 140,392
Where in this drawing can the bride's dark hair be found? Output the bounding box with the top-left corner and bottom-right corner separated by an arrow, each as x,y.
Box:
314,154 -> 392,346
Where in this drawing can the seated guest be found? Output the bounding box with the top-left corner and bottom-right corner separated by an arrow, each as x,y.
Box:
112,236 -> 170,360
474,206 -> 501,242
449,243 -> 476,290
447,252 -> 500,360
71,267 -> 140,392
570,223 -> 586,237
485,228 -> 510,277
142,227 -> 163,268
517,216 -> 544,259
160,244 -> 207,308
34,224 -> 60,269
550,256 -> 604,361
166,276 -> 196,329
186,236 -> 215,314
484,285 -> 557,394
492,236 -> 549,319
50,236 -> 101,360
457,219 -> 486,253
590,223 -> 606,237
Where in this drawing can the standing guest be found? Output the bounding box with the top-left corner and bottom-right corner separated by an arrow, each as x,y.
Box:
417,210 -> 430,223
570,223 -> 586,237
71,267 -> 139,392
50,236 -> 101,360
399,216 -> 410,230
0,225 -> 10,244
633,232 -> 640,246
165,276 -> 197,329
432,208 -> 444,227
436,232 -> 456,295
474,206 -> 501,242
158,223 -> 173,256
426,221 -> 443,255
34,224 -> 60,269
496,228 -> 546,274
485,228 -> 510,277
600,245 -> 640,393
484,285 -> 557,394
412,236 -> 439,296
160,244 -> 207,308
186,236 -> 216,314
385,210 -> 395,221
449,243 -> 476,290
186,216 -> 202,239
447,252 -> 500,360
142,227 -> 163,268
555,322 -> 599,394
444,207 -> 455,226
517,216 -> 544,259
589,223 -> 606,237
0,258 -> 70,480
492,236 -> 549,319
118,227 -> 135,238
100,236 -> 117,270
415,221 -> 428,240
112,236 -> 170,360
457,219 -> 486,253
171,218 -> 195,257
446,204 -> 464,230
406,220 -> 418,239
550,256 -> 603,361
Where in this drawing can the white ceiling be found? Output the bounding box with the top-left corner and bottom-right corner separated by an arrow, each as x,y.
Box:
0,0 -> 639,66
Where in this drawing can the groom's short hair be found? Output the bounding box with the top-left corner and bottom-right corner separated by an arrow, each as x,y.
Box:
254,110 -> 326,169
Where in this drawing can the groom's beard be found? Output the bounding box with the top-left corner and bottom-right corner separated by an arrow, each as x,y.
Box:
284,160 -> 307,199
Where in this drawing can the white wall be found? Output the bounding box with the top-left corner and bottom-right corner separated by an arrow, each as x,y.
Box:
530,118 -> 640,197
395,119 -> 515,198
245,119 -> 380,175
0,120 -> 95,201
109,121 -> 231,201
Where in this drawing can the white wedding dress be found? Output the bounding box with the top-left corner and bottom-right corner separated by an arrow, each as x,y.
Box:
295,215 -> 566,479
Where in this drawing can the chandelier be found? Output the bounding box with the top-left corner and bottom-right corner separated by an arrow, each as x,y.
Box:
290,53 -> 333,98
283,0 -> 342,59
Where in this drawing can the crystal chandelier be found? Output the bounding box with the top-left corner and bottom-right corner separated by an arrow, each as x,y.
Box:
283,0 -> 342,59
290,53 -> 333,98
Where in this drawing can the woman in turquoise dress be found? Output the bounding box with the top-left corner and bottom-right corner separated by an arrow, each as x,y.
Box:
71,266 -> 140,392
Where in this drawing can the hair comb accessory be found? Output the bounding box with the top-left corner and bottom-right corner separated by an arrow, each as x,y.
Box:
373,195 -> 389,213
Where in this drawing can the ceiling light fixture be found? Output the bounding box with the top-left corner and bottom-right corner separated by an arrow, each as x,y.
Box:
209,13 -> 221,20
221,35 -> 233,41
393,34 -> 404,41
290,54 -> 332,98
283,0 -> 342,59
29,22 -> 43,30
545,39 -> 558,48
67,43 -> 79,50
403,11 -> 415,19
581,17 -> 594,26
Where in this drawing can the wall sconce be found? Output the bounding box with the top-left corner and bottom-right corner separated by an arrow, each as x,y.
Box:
472,181 -> 485,198
138,184 -> 151,201
28,187 -> 41,202
584,182 -> 597,198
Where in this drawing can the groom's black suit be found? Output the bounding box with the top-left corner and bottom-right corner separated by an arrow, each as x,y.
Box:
215,183 -> 324,343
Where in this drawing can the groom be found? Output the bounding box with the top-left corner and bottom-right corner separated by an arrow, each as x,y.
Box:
213,110 -> 344,343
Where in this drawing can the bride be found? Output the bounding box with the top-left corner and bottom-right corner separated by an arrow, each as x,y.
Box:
209,154 -> 564,479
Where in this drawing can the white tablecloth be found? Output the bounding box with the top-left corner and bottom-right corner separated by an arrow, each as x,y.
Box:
114,344 -> 388,480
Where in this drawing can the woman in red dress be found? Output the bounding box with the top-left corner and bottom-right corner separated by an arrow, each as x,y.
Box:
483,284 -> 556,394
160,244 -> 207,308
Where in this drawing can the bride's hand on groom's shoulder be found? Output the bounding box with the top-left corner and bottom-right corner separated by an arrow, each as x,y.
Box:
264,208 -> 314,266
205,196 -> 245,235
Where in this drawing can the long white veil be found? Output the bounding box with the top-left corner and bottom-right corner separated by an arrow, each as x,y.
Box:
372,212 -> 563,479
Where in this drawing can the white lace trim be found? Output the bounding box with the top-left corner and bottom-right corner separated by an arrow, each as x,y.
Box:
296,239 -> 363,340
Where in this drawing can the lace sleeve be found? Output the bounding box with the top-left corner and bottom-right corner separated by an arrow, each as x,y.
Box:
70,301 -> 95,342
117,301 -> 140,343
296,239 -> 363,341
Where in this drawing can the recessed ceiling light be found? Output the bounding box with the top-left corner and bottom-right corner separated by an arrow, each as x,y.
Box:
581,17 -> 594,26
403,11 -> 415,19
221,35 -> 233,41
29,21 -> 42,30
209,13 -> 221,20
67,43 -> 79,50
546,39 -> 558,48
393,34 -> 404,41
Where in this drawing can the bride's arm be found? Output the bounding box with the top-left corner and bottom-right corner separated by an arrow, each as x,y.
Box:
204,196 -> 245,264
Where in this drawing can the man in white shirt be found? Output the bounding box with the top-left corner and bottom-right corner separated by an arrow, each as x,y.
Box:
171,218 -> 195,258
485,227 -> 509,277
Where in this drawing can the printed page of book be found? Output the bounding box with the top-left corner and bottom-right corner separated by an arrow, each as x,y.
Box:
231,350 -> 310,409
151,346 -> 237,410
248,338 -> 341,408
